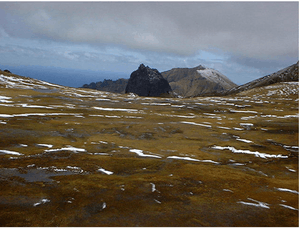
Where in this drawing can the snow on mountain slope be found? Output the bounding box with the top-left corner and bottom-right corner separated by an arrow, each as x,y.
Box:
0,74 -> 64,90
197,68 -> 236,89
239,81 -> 299,97
162,65 -> 236,97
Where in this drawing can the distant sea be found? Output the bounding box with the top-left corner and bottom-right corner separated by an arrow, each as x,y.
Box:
0,64 -> 129,88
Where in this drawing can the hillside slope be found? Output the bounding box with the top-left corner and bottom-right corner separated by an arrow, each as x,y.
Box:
161,65 -> 236,97
0,69 -> 66,90
226,62 -> 299,95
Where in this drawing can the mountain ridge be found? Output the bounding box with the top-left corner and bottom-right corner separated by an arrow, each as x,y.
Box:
82,78 -> 128,94
161,65 -> 237,97
225,61 -> 299,95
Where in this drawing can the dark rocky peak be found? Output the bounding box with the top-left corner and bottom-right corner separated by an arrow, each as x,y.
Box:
137,64 -> 160,79
125,64 -> 173,97
138,63 -> 146,70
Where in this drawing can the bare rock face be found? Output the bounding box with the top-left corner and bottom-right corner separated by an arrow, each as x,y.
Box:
125,64 -> 173,97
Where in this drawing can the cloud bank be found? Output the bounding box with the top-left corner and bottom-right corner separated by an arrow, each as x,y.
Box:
0,2 -> 298,84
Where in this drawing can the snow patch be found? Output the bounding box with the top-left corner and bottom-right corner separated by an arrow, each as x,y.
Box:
33,198 -> 50,207
129,149 -> 162,158
197,68 -> 233,87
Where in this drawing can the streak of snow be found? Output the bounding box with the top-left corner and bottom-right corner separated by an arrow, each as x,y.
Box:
129,149 -> 162,158
93,106 -> 139,113
180,121 -> 211,128
236,138 -> 253,143
238,198 -> 269,209
0,113 -> 84,118
98,168 -> 114,175
36,144 -> 53,148
0,149 -> 23,155
167,156 -> 200,162
286,167 -> 296,172
0,95 -> 13,103
230,109 -> 258,114
275,187 -> 299,194
19,144 -> 28,147
18,104 -> 54,109
150,183 -> 156,192
45,145 -> 86,153
279,204 -> 298,211
200,159 -> 220,164
212,146 -> 288,159
217,126 -> 231,130
233,127 -> 244,131
141,103 -> 171,106
154,199 -> 161,204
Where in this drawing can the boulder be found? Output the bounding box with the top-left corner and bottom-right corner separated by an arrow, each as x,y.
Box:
125,64 -> 173,97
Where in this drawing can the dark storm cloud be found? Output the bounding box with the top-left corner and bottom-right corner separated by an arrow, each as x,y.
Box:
1,2 -> 298,59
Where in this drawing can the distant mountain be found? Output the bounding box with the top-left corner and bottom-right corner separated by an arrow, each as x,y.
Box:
226,62 -> 299,95
161,65 -> 237,97
125,64 -> 174,97
0,64 -> 128,88
82,78 -> 128,93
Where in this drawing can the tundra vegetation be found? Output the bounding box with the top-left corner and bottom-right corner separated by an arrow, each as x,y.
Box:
0,71 -> 298,226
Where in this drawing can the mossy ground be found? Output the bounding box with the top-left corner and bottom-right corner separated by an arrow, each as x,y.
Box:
0,78 -> 298,226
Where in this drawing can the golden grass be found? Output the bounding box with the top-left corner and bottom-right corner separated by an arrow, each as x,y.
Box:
0,81 -> 298,226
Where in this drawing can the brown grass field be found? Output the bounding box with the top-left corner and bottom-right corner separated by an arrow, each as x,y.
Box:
0,72 -> 298,226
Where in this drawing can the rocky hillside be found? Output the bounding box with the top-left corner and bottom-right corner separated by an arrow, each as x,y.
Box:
226,62 -> 299,95
82,78 -> 128,93
161,65 -> 237,97
125,64 -> 174,97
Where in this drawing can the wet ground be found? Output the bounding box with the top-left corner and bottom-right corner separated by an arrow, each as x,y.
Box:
0,76 -> 298,226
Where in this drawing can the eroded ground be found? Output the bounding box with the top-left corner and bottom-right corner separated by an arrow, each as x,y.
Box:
0,74 -> 298,226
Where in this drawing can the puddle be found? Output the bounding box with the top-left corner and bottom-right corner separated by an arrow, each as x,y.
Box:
33,88 -> 59,93
0,168 -> 77,182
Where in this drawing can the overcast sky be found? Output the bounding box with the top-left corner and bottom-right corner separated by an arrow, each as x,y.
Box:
0,1 -> 298,85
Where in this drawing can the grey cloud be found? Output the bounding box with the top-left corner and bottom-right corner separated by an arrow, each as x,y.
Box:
228,54 -> 298,76
1,2 -> 298,60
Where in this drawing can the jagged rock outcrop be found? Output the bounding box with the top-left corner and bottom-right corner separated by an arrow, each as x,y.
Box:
162,65 -> 236,97
125,64 -> 173,97
226,61 -> 299,95
82,78 -> 128,93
